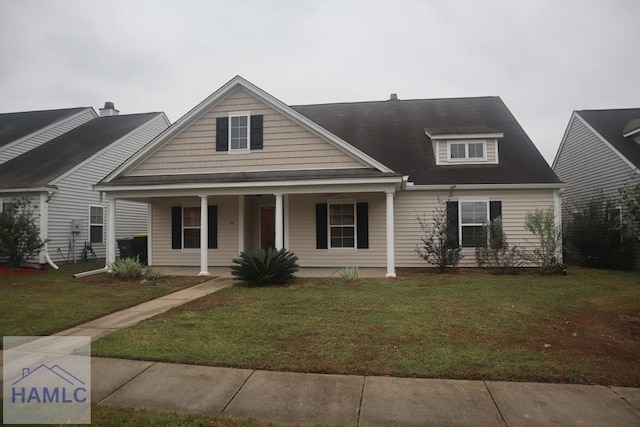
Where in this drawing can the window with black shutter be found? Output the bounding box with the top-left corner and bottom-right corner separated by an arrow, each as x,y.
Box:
171,205 -> 218,249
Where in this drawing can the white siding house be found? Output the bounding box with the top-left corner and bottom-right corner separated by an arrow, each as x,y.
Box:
0,106 -> 170,266
553,109 -> 640,269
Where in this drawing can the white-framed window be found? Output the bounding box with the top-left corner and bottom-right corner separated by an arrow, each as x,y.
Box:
0,199 -> 11,212
459,200 -> 488,247
89,205 -> 104,244
183,206 -> 201,249
229,112 -> 250,152
328,202 -> 356,248
448,140 -> 486,162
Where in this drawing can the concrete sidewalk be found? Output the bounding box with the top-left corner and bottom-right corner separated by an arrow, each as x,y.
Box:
93,357 -> 640,426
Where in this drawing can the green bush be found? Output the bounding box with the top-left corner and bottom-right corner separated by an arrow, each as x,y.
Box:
475,217 -> 525,274
0,197 -> 45,270
110,257 -> 144,279
341,266 -> 359,281
565,194 -> 633,270
231,248 -> 299,286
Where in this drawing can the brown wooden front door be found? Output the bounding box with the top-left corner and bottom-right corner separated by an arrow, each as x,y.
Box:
260,206 -> 275,250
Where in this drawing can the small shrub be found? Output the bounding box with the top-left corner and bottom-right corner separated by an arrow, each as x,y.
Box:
523,208 -> 564,274
231,248 -> 299,286
110,257 -> 144,279
475,217 -> 525,274
0,197 -> 46,270
144,267 -> 164,281
415,190 -> 463,272
341,266 -> 359,281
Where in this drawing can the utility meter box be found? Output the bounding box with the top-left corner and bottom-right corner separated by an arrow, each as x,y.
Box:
71,219 -> 82,233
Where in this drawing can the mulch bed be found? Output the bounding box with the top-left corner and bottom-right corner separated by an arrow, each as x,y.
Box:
0,265 -> 48,276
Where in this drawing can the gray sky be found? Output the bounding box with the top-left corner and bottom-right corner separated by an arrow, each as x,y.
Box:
1,0 -> 638,164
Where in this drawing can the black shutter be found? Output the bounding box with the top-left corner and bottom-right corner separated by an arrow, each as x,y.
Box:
489,201 -> 503,249
356,203 -> 369,249
216,117 -> 228,152
316,203 -> 328,249
250,115 -> 263,150
208,205 -> 217,249
446,201 -> 459,248
490,201 -> 502,222
171,206 -> 182,249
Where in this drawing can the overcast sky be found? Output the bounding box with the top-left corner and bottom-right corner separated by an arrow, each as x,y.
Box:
1,0 -> 638,164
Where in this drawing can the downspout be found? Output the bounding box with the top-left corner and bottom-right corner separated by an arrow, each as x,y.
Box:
42,192 -> 59,270
73,192 -> 109,278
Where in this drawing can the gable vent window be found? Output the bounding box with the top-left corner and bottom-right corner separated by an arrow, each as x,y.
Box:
449,141 -> 485,161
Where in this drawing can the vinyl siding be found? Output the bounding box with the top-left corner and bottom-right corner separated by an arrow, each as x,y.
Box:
148,189 -> 555,269
436,139 -> 498,164
45,114 -> 168,263
129,87 -> 366,176
394,189 -> 556,267
150,196 -> 240,266
287,193 -> 387,267
0,108 -> 96,164
554,115 -> 636,209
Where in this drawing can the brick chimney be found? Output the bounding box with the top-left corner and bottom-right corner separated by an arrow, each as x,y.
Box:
99,102 -> 119,117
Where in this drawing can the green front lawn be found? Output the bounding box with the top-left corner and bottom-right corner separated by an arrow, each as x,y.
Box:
0,261 -> 208,339
92,266 -> 640,386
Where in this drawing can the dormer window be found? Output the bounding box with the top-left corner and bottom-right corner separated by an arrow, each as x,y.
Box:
448,140 -> 486,162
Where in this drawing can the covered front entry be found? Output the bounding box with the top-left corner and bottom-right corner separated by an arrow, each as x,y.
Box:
102,173 -> 404,278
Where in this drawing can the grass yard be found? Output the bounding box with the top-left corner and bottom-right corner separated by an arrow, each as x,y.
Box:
92,266 -> 640,387
0,261 -> 208,339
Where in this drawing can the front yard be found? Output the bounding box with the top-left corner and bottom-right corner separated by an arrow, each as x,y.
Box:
91,267 -> 640,387
0,261 -> 208,339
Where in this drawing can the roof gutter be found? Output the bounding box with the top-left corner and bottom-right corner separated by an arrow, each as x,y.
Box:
406,182 -> 565,191
0,186 -> 59,193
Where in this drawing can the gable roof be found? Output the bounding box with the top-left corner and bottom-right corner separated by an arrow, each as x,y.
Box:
292,97 -> 560,186
0,113 -> 162,190
103,76 -> 392,182
0,107 -> 90,149
575,108 -> 640,170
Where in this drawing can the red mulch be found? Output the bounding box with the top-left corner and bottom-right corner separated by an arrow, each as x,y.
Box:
0,265 -> 48,276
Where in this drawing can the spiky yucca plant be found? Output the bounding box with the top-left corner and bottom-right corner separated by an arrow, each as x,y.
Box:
231,248 -> 299,286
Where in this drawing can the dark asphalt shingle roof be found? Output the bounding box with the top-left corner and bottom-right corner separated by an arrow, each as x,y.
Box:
291,97 -> 560,185
0,107 -> 89,149
577,109 -> 640,170
103,168 -> 400,187
0,113 -> 161,189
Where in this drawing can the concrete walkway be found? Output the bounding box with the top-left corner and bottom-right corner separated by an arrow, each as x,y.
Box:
45,276 -> 640,426
54,276 -> 234,341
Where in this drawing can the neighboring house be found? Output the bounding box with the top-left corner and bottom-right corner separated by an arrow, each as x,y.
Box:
0,104 -> 170,266
0,107 -> 96,164
552,108 -> 640,268
96,76 -> 562,276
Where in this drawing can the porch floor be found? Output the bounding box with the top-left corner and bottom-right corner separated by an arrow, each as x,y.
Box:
153,266 -> 388,278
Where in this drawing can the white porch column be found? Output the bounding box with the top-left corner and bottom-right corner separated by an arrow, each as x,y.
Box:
385,191 -> 396,278
238,195 -> 245,254
199,195 -> 210,276
275,193 -> 284,250
107,197 -> 116,267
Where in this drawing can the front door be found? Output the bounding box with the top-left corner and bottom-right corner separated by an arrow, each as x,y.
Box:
260,206 -> 275,250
